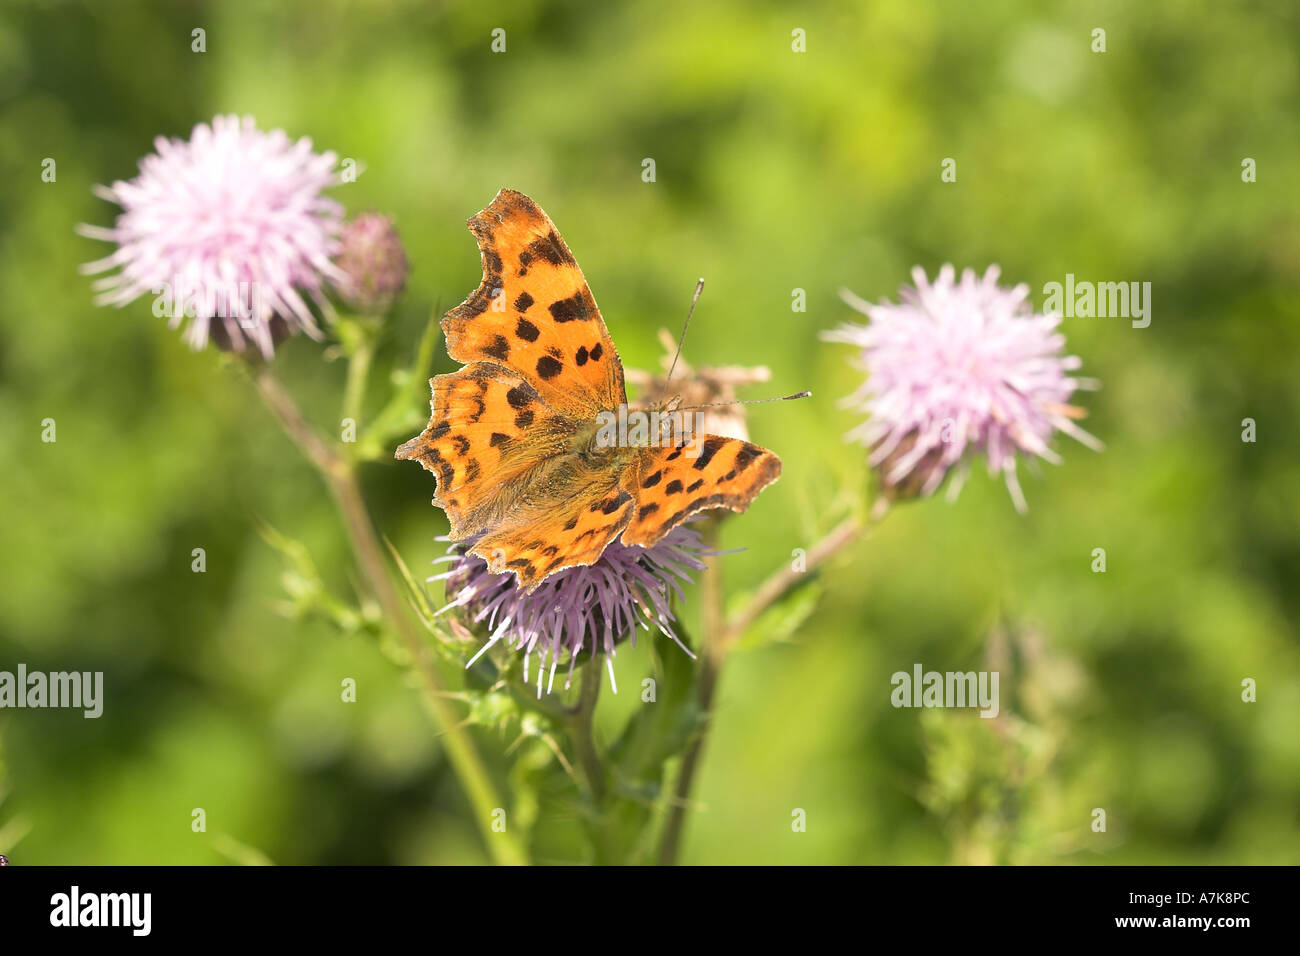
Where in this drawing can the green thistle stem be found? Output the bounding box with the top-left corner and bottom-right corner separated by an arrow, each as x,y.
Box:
248,361 -> 528,867
341,336 -> 374,432
572,660 -> 606,804
657,507 -> 885,865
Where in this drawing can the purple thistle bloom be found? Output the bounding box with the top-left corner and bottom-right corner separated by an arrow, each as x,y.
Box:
78,114 -> 345,358
824,265 -> 1102,513
433,527 -> 708,697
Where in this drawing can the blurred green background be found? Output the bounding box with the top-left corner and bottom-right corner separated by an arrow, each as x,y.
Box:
1,0 -> 1298,864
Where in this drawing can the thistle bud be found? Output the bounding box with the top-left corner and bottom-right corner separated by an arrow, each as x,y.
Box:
334,213 -> 409,314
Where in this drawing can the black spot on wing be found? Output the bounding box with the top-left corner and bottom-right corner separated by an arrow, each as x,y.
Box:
734,443 -> 763,472
593,490 -> 632,515
662,494 -> 728,532
527,231 -> 574,267
536,355 -> 563,380
693,437 -> 727,471
507,558 -> 537,583
549,292 -> 590,323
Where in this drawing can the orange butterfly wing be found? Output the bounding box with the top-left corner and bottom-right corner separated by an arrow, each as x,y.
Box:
466,473 -> 636,590
442,188 -> 625,418
620,436 -> 782,548
394,363 -> 573,539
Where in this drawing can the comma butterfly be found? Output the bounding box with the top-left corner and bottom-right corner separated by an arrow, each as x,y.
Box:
397,189 -> 783,591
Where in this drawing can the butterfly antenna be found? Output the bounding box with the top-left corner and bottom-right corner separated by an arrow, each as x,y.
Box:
676,391 -> 812,412
659,277 -> 705,404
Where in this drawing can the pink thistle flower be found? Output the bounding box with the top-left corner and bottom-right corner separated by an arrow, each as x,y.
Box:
434,527 -> 708,697
824,265 -> 1102,513
78,114 -> 345,358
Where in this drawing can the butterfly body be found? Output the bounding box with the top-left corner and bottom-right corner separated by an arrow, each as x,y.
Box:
398,189 -> 782,591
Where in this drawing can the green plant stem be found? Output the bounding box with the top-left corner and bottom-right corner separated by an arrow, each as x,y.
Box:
249,363 -> 528,866
571,661 -> 605,804
341,335 -> 375,431
656,520 -> 726,866
657,507 -> 884,865
722,513 -> 865,644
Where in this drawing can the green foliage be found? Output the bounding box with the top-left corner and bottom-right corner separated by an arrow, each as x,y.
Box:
918,626 -> 1097,865
0,0 -> 1297,864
